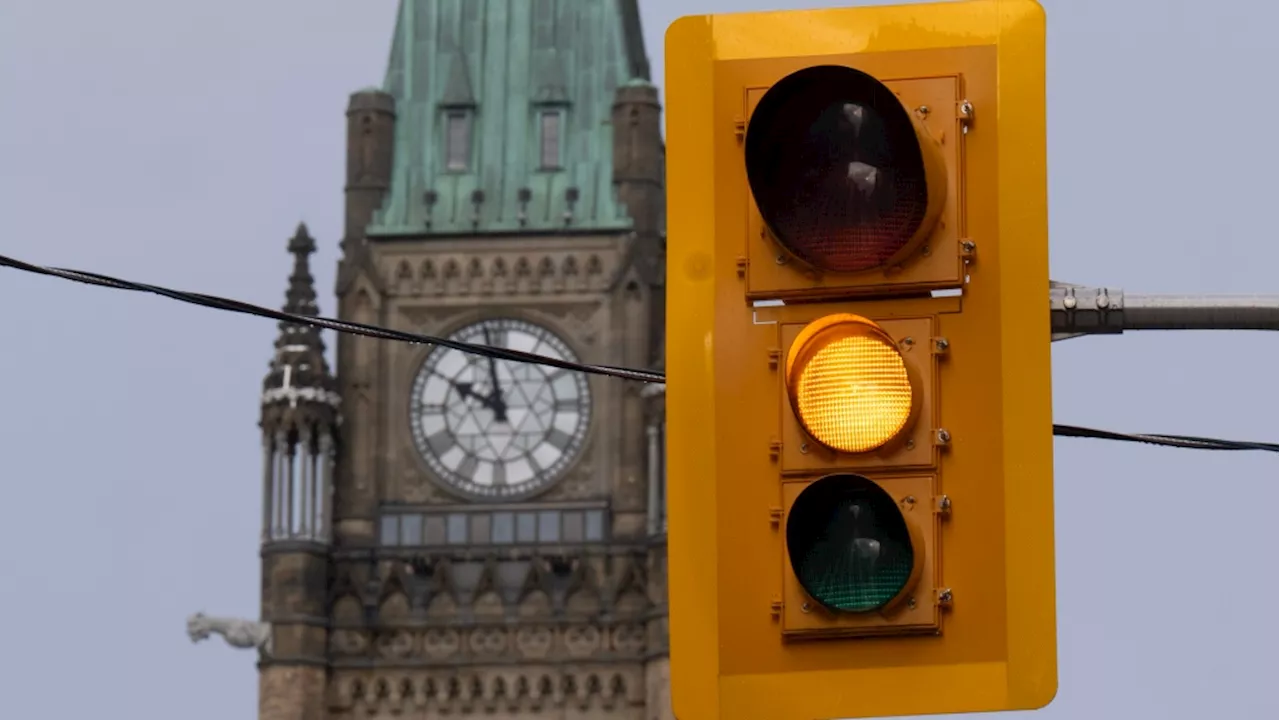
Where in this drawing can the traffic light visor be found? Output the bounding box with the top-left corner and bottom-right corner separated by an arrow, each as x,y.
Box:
786,474 -> 920,613
785,314 -> 916,453
745,65 -> 946,274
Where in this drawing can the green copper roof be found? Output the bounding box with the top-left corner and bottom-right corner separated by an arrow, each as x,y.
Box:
367,0 -> 650,237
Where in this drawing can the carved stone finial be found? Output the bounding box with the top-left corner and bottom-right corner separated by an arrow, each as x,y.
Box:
470,189 -> 486,228
564,187 -> 580,225
283,224 -> 319,316
423,190 -> 438,228
517,187 -> 532,227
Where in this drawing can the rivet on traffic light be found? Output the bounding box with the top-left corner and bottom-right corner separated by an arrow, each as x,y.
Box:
744,65 -> 948,276
784,313 -> 919,454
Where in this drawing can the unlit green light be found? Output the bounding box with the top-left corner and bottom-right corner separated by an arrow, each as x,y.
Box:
786,474 -> 914,613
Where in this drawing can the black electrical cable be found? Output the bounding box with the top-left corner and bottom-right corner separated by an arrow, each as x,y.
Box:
0,253 -> 664,384
2,251 -> 1275,454
1053,424 -> 1277,453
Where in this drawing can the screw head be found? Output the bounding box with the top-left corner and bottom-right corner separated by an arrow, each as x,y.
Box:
934,338 -> 950,351
801,602 -> 812,613
938,588 -> 954,606
799,442 -> 809,454
907,596 -> 917,609
936,428 -> 952,444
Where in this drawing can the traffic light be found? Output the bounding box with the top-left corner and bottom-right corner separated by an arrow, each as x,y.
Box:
664,2 -> 1056,719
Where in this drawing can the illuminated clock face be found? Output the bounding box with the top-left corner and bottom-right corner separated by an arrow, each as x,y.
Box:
408,318 -> 592,500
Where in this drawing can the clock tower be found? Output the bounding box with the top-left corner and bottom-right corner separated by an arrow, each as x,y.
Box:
257,2 -> 669,718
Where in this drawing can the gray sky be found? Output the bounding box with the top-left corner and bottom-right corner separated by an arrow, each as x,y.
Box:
0,0 -> 1274,718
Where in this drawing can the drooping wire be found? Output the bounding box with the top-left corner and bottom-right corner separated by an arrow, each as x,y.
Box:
1,251 -> 1275,453
1053,424 -> 1277,453
0,252 -> 664,384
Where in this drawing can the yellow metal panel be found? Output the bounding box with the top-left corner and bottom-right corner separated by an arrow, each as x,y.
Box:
664,12 -> 722,720
666,1 -> 1055,718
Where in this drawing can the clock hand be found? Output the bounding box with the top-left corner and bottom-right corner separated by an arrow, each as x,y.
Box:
450,380 -> 479,403
450,378 -> 507,419
482,328 -> 509,422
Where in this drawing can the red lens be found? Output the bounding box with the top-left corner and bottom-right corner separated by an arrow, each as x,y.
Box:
746,66 -> 932,274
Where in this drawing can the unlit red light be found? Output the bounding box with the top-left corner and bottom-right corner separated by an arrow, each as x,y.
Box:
744,65 -> 941,275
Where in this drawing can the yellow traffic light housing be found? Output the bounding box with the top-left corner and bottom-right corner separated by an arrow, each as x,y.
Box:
665,1 -> 1056,719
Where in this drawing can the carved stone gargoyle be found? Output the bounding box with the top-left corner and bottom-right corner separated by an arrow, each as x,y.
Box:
186,612 -> 272,658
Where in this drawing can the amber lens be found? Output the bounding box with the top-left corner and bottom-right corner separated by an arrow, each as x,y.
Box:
745,65 -> 932,273
788,315 -> 912,453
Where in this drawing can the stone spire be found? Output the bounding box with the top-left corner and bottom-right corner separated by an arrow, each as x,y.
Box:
260,222 -> 340,547
264,222 -> 334,397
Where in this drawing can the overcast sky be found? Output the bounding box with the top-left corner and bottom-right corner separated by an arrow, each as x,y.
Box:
0,0 -> 1274,718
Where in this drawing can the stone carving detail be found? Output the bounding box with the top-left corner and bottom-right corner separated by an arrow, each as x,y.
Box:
186,612 -> 272,657
385,252 -> 612,298
325,553 -> 655,666
393,301 -> 603,354
326,622 -> 654,666
330,628 -> 369,656
423,628 -> 461,659
613,623 -> 647,654
377,630 -> 415,659
332,595 -> 364,626
330,666 -> 644,715
515,626 -> 553,659
564,625 -> 602,657
469,627 -> 508,656
394,305 -> 453,334
368,548 -> 650,617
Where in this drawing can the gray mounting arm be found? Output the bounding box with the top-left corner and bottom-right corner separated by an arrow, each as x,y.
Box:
1049,282 -> 1278,342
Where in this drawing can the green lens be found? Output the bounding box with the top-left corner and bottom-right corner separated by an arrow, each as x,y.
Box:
786,474 -> 915,613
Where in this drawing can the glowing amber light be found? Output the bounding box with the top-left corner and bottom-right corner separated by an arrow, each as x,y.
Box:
786,315 -> 914,453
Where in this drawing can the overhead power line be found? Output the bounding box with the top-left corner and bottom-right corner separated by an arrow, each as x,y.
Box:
0,252 -> 1274,454
0,252 -> 663,384
1053,424 -> 1277,453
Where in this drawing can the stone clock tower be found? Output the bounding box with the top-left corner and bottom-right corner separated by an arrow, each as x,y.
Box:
255,2 -> 669,719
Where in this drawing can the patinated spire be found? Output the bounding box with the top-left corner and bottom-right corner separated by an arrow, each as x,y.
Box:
369,0 -> 651,236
